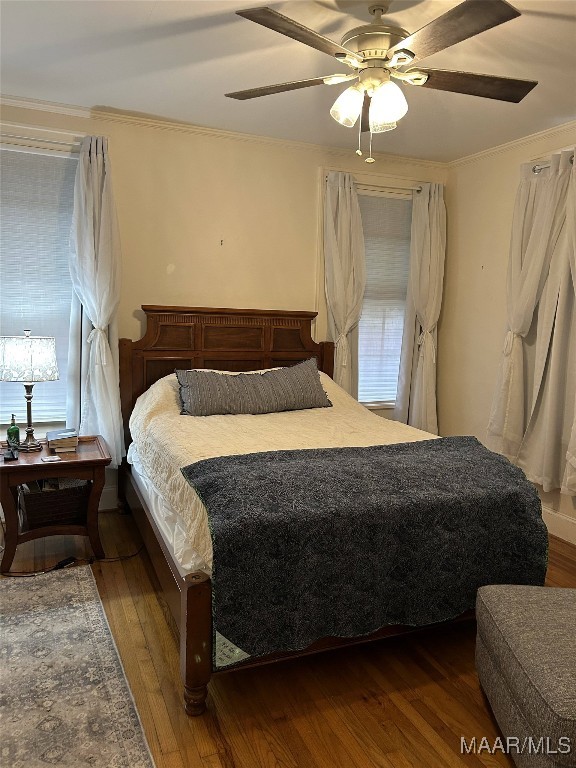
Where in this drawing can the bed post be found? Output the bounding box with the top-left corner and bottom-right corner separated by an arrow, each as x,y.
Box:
181,572 -> 213,715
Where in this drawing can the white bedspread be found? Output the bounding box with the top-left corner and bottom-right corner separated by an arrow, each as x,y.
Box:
128,372 -> 435,570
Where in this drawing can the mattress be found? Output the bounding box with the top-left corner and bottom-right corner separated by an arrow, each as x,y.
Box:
128,445 -> 208,574
128,370 -> 435,571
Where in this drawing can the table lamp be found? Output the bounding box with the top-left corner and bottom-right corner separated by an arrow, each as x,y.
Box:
0,330 -> 59,451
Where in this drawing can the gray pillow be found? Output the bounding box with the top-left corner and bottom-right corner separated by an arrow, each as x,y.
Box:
176,358 -> 332,417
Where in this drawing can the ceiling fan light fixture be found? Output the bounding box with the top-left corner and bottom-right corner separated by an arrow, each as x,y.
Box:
330,84 -> 365,127
369,80 -> 408,132
229,2 -> 536,160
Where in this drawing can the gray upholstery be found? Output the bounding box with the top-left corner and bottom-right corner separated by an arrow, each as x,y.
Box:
176,358 -> 332,417
476,585 -> 576,768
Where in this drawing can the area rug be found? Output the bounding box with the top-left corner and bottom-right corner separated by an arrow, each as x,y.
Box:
0,565 -> 155,767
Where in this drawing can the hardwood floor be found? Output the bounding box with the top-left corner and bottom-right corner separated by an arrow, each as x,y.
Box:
6,511 -> 576,768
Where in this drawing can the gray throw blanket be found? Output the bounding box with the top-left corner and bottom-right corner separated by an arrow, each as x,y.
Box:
181,436 -> 548,666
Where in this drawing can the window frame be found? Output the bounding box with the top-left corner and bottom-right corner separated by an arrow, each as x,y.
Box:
0,140 -> 80,432
356,184 -> 413,410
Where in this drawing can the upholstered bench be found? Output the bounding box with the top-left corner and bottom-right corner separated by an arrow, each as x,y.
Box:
476,585 -> 576,768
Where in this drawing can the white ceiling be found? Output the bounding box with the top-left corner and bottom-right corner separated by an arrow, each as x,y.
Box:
1,0 -> 575,162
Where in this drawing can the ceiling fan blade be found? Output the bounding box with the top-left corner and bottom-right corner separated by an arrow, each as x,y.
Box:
236,7 -> 363,62
226,77 -> 329,100
414,68 -> 537,102
388,0 -> 521,62
361,92 -> 371,133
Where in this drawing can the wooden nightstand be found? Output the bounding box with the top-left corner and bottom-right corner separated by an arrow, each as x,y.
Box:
0,435 -> 111,573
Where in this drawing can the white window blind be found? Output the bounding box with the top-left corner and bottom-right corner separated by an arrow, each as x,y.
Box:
0,149 -> 77,423
357,192 -> 412,406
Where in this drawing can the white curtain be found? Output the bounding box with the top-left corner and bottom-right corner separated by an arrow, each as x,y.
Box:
69,136 -> 124,468
488,149 -> 575,494
403,183 -> 446,434
564,164 -> 576,493
324,172 -> 366,396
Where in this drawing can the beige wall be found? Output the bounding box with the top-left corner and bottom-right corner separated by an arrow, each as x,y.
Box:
1,103 -> 574,535
439,122 -> 576,531
0,104 -> 445,345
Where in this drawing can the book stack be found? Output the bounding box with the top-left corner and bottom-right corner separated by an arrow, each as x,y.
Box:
46,428 -> 79,453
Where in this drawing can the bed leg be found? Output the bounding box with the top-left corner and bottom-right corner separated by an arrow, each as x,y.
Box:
181,572 -> 212,716
184,684 -> 209,716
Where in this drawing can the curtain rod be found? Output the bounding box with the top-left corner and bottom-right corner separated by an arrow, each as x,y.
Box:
325,175 -> 422,193
357,182 -> 422,193
532,153 -> 574,174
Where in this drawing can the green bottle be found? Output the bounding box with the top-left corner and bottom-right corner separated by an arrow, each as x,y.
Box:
7,414 -> 20,447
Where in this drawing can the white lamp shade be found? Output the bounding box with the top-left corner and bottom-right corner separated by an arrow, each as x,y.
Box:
0,333 -> 59,382
369,81 -> 408,133
330,85 -> 365,127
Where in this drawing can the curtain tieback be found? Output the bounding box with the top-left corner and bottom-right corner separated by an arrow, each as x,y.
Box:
87,326 -> 106,339
87,326 -> 109,365
334,332 -> 350,367
503,330 -> 519,356
417,329 -> 436,363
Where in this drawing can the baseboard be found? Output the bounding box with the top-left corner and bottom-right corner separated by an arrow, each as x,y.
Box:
99,468 -> 118,511
542,505 -> 576,545
100,484 -> 118,511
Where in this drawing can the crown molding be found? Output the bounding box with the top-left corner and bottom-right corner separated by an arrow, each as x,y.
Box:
7,93 -> 569,170
1,94 -> 91,119
0,93 -> 446,170
448,120 -> 576,169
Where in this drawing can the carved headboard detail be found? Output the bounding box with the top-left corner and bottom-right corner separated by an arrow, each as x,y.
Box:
119,305 -> 334,446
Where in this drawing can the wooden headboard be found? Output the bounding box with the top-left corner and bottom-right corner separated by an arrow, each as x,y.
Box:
119,305 -> 334,446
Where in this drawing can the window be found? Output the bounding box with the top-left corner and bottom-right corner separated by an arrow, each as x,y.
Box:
0,149 -> 77,425
357,192 -> 412,407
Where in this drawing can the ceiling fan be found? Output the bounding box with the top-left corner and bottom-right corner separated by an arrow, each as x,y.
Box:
225,0 -> 538,161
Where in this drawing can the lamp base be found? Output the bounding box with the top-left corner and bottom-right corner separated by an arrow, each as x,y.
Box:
19,434 -> 43,452
18,383 -> 43,451
19,423 -> 42,452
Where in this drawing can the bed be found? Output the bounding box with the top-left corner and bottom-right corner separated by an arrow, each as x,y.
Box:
119,305 -> 548,716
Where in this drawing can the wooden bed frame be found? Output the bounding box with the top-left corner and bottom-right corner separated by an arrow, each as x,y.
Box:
119,305 -> 469,715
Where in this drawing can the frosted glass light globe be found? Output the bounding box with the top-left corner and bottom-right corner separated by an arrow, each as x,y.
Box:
330,85 -> 364,128
369,81 -> 408,133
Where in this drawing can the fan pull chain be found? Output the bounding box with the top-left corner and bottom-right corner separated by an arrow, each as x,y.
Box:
356,117 -> 363,156
365,131 -> 375,163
